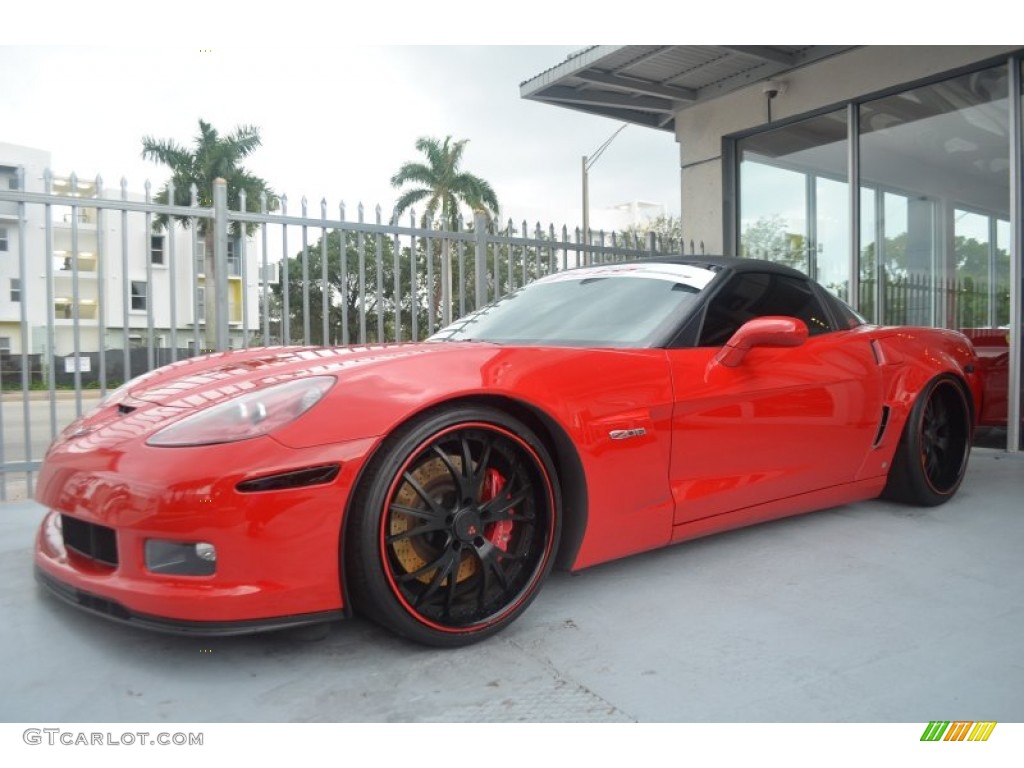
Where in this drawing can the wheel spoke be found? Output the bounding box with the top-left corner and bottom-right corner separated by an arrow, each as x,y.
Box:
475,541 -> 512,602
401,472 -> 448,518
389,502 -> 440,522
481,487 -> 530,520
395,546 -> 454,583
386,518 -> 447,543
470,436 -> 494,498
414,548 -> 461,608
430,444 -> 471,500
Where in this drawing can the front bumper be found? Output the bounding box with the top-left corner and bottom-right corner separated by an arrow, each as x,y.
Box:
34,431 -> 378,633
35,564 -> 343,635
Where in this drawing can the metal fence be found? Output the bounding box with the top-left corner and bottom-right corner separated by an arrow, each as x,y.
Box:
0,174 -> 682,499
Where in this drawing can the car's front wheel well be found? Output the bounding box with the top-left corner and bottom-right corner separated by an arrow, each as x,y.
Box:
449,395 -> 588,571
341,394 -> 588,587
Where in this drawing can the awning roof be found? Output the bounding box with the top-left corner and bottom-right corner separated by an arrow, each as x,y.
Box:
520,45 -> 857,132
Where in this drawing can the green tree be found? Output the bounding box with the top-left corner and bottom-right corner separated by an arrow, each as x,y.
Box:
740,215 -> 807,271
141,119 -> 279,345
391,136 -> 500,325
390,136 -> 499,228
621,214 -> 683,253
275,229 -> 409,346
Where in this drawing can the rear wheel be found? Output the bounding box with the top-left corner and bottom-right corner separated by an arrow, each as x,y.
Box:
346,405 -> 560,646
883,376 -> 971,506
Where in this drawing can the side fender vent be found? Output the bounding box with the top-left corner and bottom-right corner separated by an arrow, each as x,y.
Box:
872,405 -> 891,448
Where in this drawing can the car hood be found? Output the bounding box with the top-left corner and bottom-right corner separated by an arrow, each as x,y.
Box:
119,343 -> 462,409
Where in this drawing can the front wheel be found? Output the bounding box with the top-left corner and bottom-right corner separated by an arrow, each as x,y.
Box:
345,405 -> 561,647
883,375 -> 972,506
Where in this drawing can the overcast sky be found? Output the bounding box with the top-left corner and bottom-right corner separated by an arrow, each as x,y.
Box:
0,45 -> 681,232
2,5 -> 994,233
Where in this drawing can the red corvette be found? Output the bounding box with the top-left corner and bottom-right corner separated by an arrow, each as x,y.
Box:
35,257 -> 982,646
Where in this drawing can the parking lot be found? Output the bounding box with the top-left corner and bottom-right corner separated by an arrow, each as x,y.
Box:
2,448 -> 1022,723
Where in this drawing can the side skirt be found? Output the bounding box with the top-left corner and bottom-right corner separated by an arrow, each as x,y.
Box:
669,477 -> 887,545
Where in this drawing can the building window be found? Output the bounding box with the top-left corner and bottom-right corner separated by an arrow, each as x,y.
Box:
227,237 -> 241,276
9,278 -> 20,302
131,281 -> 147,311
0,336 -> 10,355
151,234 -> 165,265
0,227 -> 8,252
193,239 -> 242,276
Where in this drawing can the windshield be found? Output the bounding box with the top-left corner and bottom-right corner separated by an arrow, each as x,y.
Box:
430,263 -> 715,347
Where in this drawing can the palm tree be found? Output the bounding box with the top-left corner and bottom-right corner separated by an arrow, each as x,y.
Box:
391,136 -> 499,228
391,136 -> 499,324
141,119 -> 279,346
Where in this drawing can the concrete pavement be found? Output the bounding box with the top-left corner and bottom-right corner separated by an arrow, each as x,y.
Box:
2,449 -> 1022,722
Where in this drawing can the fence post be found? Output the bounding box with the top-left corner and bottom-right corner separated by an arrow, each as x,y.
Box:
474,210 -> 488,310
213,178 -> 229,352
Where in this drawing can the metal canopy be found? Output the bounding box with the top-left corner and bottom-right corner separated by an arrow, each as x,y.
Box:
520,45 -> 857,132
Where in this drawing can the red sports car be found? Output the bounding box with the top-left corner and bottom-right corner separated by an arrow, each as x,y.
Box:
35,257 -> 982,646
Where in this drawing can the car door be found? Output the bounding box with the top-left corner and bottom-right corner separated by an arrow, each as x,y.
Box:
667,270 -> 883,525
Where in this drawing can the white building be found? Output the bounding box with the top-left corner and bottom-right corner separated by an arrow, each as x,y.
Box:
0,142 -> 264,360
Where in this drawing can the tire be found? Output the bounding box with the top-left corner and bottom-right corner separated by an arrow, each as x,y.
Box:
345,405 -> 561,647
883,375 -> 972,506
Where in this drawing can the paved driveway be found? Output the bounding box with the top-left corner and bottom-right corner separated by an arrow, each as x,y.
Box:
3,449 -> 1022,722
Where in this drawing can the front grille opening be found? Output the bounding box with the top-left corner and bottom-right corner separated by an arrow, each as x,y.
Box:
61,515 -> 119,566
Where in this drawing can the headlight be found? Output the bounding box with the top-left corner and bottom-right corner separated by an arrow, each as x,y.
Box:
147,376 -> 335,447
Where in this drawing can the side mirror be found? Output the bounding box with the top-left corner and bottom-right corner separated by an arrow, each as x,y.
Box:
714,316 -> 808,368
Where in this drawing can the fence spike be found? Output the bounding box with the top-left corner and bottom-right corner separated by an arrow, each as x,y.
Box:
144,179 -> 151,202
301,196 -> 308,216
339,201 -> 346,221
700,240 -> 705,255
358,202 -> 364,222
43,168 -> 53,190
320,198 -> 327,217
190,183 -> 199,206
94,174 -> 103,194
239,188 -> 247,213
281,194 -> 288,215
260,190 -> 268,214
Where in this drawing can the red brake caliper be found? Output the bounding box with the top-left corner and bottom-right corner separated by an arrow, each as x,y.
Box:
482,468 -> 513,552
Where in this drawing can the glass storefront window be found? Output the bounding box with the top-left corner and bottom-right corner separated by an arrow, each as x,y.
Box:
736,62 -> 1018,444
860,65 -> 1009,334
738,109 -> 849,294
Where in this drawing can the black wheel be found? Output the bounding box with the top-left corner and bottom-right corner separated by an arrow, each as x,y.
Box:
345,405 -> 561,647
883,375 -> 972,506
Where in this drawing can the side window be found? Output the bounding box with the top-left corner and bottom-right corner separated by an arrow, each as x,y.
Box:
698,272 -> 834,346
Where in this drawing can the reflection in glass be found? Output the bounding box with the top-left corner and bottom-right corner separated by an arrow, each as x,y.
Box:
860,65 -> 1009,333
738,109 -> 848,292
